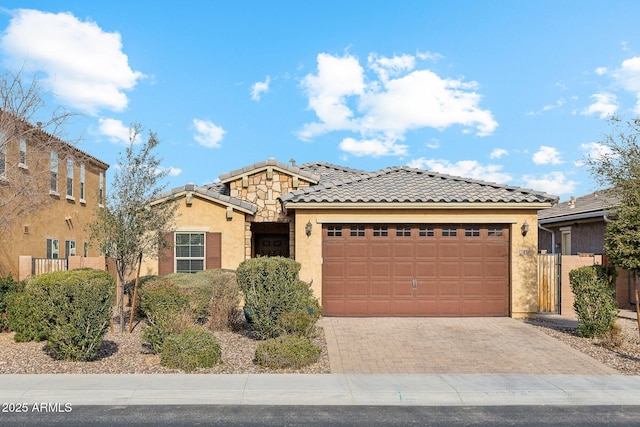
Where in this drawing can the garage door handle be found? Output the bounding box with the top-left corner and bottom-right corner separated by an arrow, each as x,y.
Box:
412,279 -> 417,289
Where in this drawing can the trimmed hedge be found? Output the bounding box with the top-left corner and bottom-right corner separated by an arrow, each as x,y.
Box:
237,257 -> 321,340
6,270 -> 115,360
569,265 -> 619,338
255,335 -> 321,369
160,326 -> 222,372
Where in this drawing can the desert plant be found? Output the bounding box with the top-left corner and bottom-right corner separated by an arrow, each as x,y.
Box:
569,265 -> 619,338
237,257 -> 321,339
205,270 -> 242,331
4,290 -> 47,342
599,321 -> 623,349
254,335 -> 321,369
9,270 -> 115,360
0,275 -> 21,332
139,278 -> 193,353
277,311 -> 317,338
160,326 -> 222,372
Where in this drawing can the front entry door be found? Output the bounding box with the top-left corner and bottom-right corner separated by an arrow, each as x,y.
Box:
255,233 -> 290,257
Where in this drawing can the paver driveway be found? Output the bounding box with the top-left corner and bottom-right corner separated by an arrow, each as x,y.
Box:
319,317 -> 617,375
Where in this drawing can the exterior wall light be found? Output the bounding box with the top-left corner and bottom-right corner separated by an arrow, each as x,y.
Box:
521,221 -> 529,237
305,220 -> 312,237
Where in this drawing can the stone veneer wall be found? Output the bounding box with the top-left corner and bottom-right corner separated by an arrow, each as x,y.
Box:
228,168 -> 311,259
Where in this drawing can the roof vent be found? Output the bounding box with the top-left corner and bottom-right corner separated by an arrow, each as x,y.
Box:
569,196 -> 576,209
289,158 -> 296,166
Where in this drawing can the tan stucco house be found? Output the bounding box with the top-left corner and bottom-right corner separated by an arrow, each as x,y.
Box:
0,115 -> 109,279
146,158 -> 557,318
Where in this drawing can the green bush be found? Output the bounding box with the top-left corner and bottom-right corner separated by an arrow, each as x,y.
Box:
237,257 -> 321,339
140,278 -> 193,353
161,272 -> 216,320
4,290 -> 47,342
569,265 -> 619,338
276,311 -> 317,338
10,270 -> 115,360
205,270 -> 242,331
1,275 -> 22,333
255,335 -> 321,369
160,326 -> 222,372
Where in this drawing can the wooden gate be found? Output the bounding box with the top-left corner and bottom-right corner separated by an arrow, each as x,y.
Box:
538,253 -> 560,313
32,258 -> 68,276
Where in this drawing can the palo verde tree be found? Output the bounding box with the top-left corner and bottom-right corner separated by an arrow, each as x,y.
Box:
587,115 -> 640,335
0,68 -> 78,236
87,124 -> 178,333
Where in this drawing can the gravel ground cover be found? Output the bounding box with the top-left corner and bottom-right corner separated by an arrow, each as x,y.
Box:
1,315 -> 640,375
0,319 -> 330,374
529,316 -> 640,375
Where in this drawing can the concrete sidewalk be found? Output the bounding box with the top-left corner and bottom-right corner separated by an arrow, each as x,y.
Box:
2,374 -> 640,406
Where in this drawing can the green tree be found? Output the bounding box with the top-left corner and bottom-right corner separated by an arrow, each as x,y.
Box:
87,124 -> 178,333
588,116 -> 640,334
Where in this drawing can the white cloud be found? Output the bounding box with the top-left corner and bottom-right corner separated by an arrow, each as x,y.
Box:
97,118 -> 139,144
614,57 -> 640,113
595,67 -> 608,76
582,93 -> 618,118
532,146 -> 563,165
165,167 -> 182,177
0,9 -> 144,114
426,139 -> 440,149
579,142 -> 615,164
339,137 -> 408,157
521,172 -> 576,196
407,158 -> 512,184
490,148 -> 508,159
527,99 -> 565,115
298,52 -> 497,156
416,50 -> 444,61
193,119 -> 225,148
251,75 -> 270,101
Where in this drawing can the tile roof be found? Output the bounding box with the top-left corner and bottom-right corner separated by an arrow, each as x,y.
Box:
298,162 -> 367,182
218,158 -> 320,183
155,183 -> 258,214
538,189 -> 618,221
280,166 -> 558,204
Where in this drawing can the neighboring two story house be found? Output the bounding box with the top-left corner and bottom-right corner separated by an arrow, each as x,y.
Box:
0,114 -> 109,279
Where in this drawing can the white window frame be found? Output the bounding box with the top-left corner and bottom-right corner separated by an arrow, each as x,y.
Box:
50,152 -> 58,194
46,238 -> 59,259
560,226 -> 572,255
66,158 -> 74,200
19,138 -> 27,169
80,164 -> 86,203
174,232 -> 206,273
65,240 -> 76,257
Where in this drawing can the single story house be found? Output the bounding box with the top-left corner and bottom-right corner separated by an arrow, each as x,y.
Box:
538,189 -> 634,310
144,158 -> 557,318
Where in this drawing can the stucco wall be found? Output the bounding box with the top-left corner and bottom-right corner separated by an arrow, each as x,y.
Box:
0,149 -> 107,277
292,207 -> 541,318
139,194 -> 247,276
538,220 -> 606,255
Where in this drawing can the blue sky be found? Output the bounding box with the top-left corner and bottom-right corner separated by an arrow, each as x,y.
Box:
1,1 -> 640,200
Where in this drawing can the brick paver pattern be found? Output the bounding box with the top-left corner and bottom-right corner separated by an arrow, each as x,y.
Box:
319,317 -> 617,375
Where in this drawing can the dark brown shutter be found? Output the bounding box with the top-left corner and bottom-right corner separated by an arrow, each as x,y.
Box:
158,232 -> 174,275
206,232 -> 221,269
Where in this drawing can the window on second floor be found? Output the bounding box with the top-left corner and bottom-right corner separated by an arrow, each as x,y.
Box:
99,171 -> 104,206
80,164 -> 85,202
50,152 -> 58,193
19,138 -> 27,168
66,158 -> 74,198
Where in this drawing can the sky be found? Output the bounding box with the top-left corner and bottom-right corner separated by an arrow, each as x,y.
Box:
1,1 -> 640,201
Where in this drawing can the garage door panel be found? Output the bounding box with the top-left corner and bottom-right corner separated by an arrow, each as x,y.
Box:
322,224 -> 509,317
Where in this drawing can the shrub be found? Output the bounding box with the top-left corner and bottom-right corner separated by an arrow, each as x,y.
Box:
160,326 -> 222,372
600,321 -> 623,349
277,311 -> 317,338
569,265 -> 619,338
255,335 -> 321,369
205,270 -> 242,331
237,257 -> 321,339
1,275 -> 22,333
42,271 -> 115,361
140,278 -> 193,353
4,290 -> 47,342
161,272 -> 215,320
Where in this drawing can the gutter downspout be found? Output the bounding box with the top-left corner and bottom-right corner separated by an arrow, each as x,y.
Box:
538,223 -> 555,254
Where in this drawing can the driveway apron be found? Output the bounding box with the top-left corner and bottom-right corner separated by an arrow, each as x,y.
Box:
318,317 -> 617,375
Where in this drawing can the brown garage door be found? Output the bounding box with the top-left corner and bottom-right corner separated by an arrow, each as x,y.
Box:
322,224 -> 509,316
